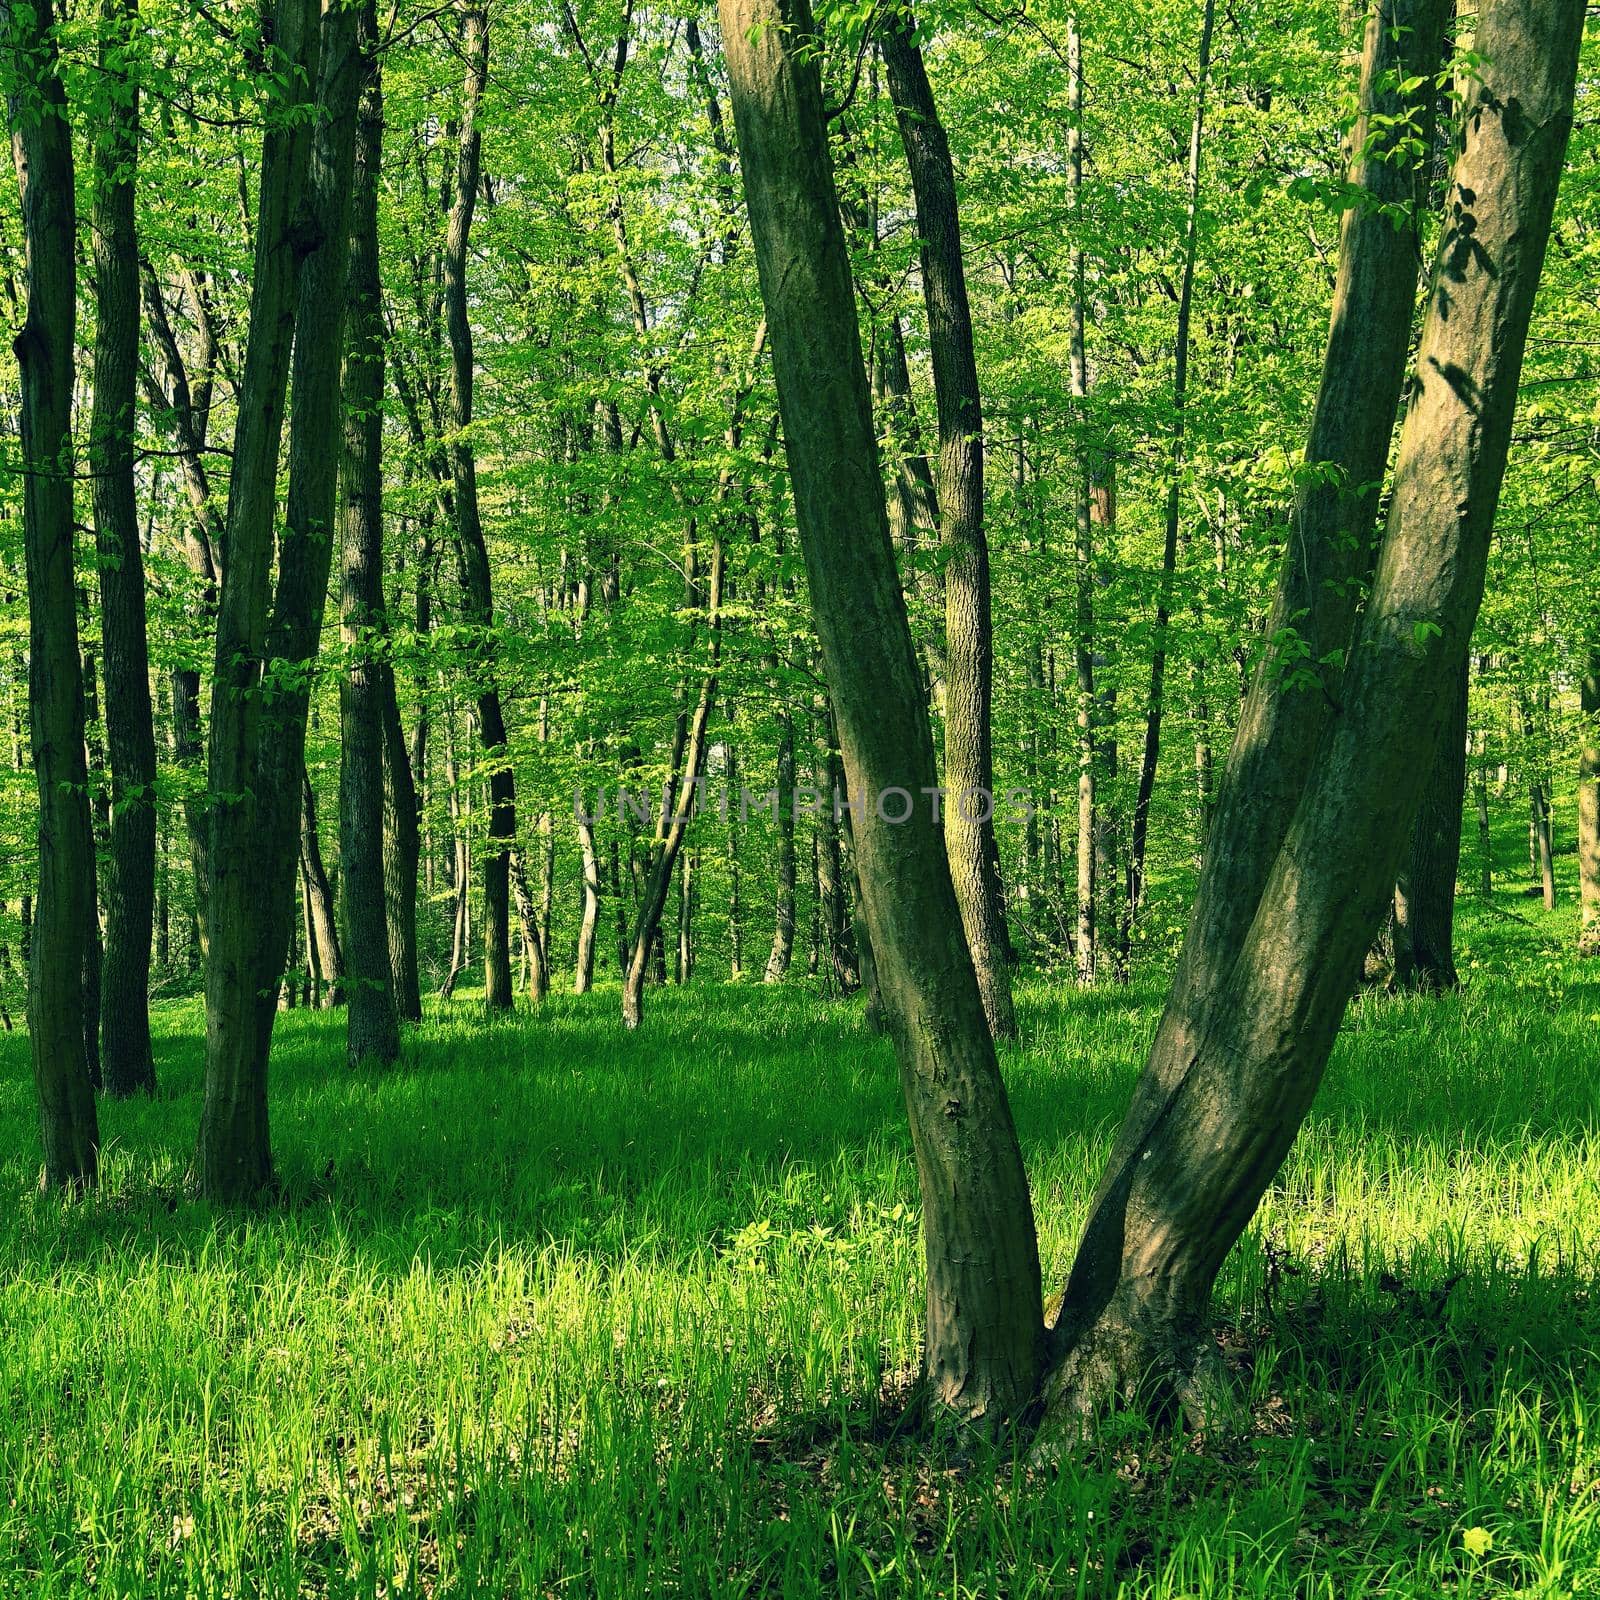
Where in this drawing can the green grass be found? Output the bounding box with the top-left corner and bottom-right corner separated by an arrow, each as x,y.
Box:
2,841 -> 1598,1596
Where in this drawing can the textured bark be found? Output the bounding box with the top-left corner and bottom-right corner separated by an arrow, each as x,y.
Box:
381,683 -> 422,1021
721,0 -> 1042,1428
89,0 -> 156,1097
1393,653 -> 1468,992
1125,0 -> 1216,931
881,10 -> 1017,1040
5,0 -> 99,1187
1044,0 -> 1579,1433
573,807 -> 600,992
443,5 -> 515,1009
339,8 -> 400,1065
1581,652 -> 1600,957
196,0 -> 356,1200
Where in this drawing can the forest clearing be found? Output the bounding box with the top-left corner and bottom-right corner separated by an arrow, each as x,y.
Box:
1,0 -> 1598,1591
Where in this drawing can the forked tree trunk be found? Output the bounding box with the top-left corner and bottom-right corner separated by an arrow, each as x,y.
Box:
196,0 -> 359,1199
1393,653 -> 1468,992
89,0 -> 157,1097
1580,652 -> 1600,957
1043,0 -> 1580,1434
1059,0 -> 1448,1327
444,4 -> 515,1010
5,0 -> 100,1187
339,4 -> 400,1065
881,10 -> 1017,1041
721,0 -> 1042,1429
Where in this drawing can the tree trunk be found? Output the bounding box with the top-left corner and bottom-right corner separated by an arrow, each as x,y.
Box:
1393,653 -> 1468,992
89,0 -> 156,1097
1043,0 -> 1579,1433
573,805 -> 600,993
196,0 -> 358,1200
764,709 -> 796,982
301,774 -> 346,1008
1124,0 -> 1216,934
721,0 -> 1043,1429
1580,650 -> 1600,956
881,9 -> 1017,1041
5,0 -> 100,1188
339,5 -> 400,1065
381,682 -> 423,1021
1521,693 -> 1558,909
444,5 -> 515,1009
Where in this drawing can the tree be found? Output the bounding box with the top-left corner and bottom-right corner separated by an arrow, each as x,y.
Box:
4,0 -> 99,1188
88,0 -> 157,1096
881,6 -> 1017,1039
1581,648 -> 1600,957
195,0 -> 361,1199
1043,0 -> 1581,1430
719,0 -> 1042,1428
340,0 -> 401,1065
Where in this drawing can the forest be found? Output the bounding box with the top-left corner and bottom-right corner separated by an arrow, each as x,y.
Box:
0,0 -> 1597,1591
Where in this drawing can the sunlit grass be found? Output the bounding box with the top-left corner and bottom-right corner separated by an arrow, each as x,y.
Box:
1,833 -> 1596,1596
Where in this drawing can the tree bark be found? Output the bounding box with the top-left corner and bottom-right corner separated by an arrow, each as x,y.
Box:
881,9 -> 1017,1040
1393,652 -> 1468,992
5,0 -> 100,1187
444,4 -> 515,1009
339,3 -> 400,1064
721,0 -> 1042,1429
301,773 -> 346,1008
1043,0 -> 1580,1433
763,709 -> 796,982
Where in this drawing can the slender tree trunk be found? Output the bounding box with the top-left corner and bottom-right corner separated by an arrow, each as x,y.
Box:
573,806 -> 600,993
1580,649 -> 1600,956
1043,0 -> 1578,1432
722,0 -> 1043,1428
1393,652 -> 1468,992
882,9 -> 1017,1040
301,774 -> 346,1007
339,6 -> 400,1065
89,0 -> 156,1097
1124,0 -> 1216,934
764,709 -> 797,982
1067,15 -> 1096,986
381,685 -> 422,1021
1521,692 -> 1558,910
5,0 -> 99,1188
80,650 -> 104,1089
726,739 -> 744,980
444,5 -> 515,1009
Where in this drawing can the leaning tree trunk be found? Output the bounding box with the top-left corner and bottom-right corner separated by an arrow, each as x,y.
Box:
881,10 -> 1017,1041
339,4 -> 400,1065
197,0 -> 358,1200
89,0 -> 157,1097
4,0 -> 99,1188
721,0 -> 1043,1430
444,4 -> 515,1010
1580,650 -> 1600,957
1042,0 -> 1580,1435
1393,652 -> 1468,992
1059,0 -> 1449,1338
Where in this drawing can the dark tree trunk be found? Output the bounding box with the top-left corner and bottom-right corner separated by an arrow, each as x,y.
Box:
339,5 -> 400,1065
90,0 -> 157,1097
721,0 -> 1043,1429
443,5 -> 515,1010
381,684 -> 422,1021
5,0 -> 99,1187
1393,653 -> 1468,992
881,10 -> 1017,1040
1043,0 -> 1579,1434
196,0 -> 359,1200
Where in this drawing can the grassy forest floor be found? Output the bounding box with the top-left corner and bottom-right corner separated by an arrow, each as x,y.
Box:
2,816 -> 1598,1597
